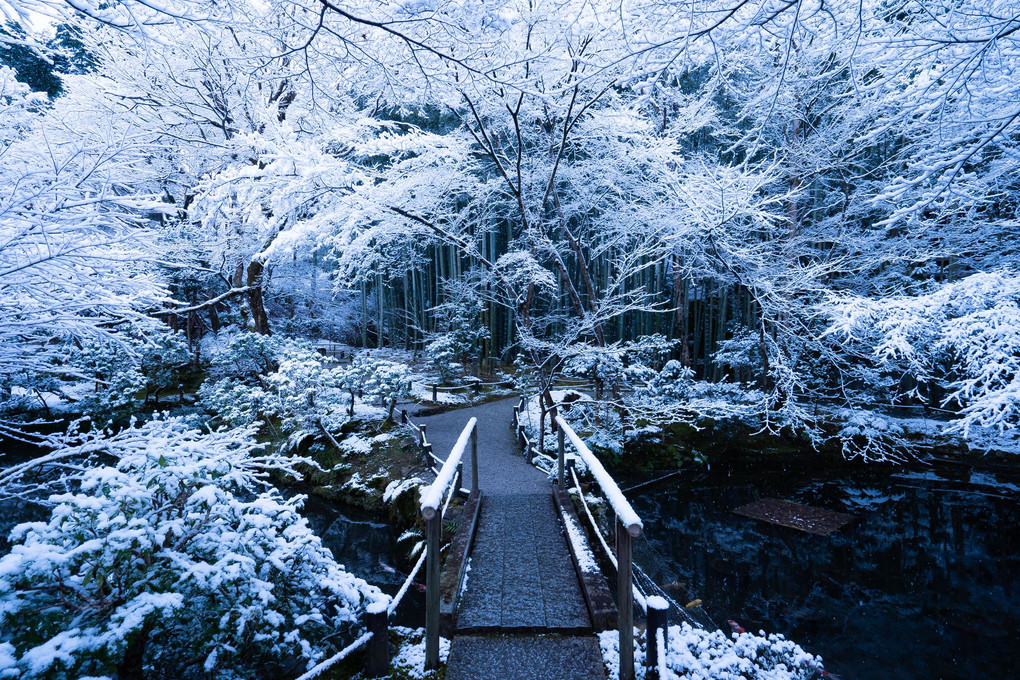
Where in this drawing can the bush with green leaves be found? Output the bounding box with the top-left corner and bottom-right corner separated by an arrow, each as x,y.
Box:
0,416 -> 381,680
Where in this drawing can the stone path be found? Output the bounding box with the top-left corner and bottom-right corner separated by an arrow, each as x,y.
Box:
417,398 -> 605,680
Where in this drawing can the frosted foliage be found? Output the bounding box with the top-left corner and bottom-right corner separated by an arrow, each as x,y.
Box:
200,340 -> 404,433
0,417 -> 380,679
599,624 -> 824,680
824,271 -> 1020,436
0,72 -> 168,410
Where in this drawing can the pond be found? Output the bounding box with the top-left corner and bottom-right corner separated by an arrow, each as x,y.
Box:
295,493 -> 426,626
627,461 -> 1020,679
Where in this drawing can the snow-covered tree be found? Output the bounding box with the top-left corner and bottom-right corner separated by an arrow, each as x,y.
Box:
823,270 -> 1020,437
0,416 -> 381,679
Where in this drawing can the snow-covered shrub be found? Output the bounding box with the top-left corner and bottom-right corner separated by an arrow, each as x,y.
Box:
205,331 -> 279,379
713,329 -> 798,401
644,360 -> 697,402
423,284 -> 488,383
0,416 -> 381,680
68,341 -> 147,419
340,353 -> 411,421
200,344 -> 401,435
562,337 -> 675,396
197,378 -> 272,427
62,325 -> 189,420
266,342 -> 347,432
823,270 -> 1020,437
137,330 -> 191,402
599,623 -> 825,680
636,361 -> 774,421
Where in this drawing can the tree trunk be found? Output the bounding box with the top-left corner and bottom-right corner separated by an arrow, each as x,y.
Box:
208,303 -> 221,333
246,260 -> 271,335
672,255 -> 692,367
117,622 -> 152,680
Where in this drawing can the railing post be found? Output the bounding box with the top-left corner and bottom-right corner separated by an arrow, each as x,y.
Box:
425,512 -> 441,670
512,405 -> 519,429
557,425 -> 565,488
646,597 -> 669,680
456,460 -> 464,496
432,384 -> 438,402
401,409 -> 408,424
365,598 -> 390,677
617,518 -> 634,680
517,424 -> 525,450
420,424 -> 427,447
539,402 -> 546,454
471,423 -> 479,492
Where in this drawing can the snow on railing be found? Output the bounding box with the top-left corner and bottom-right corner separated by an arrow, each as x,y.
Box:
294,631 -> 375,680
555,416 -> 642,535
419,416 -> 479,671
569,466 -> 647,612
387,550 -> 427,616
420,417 -> 476,519
554,414 -> 653,680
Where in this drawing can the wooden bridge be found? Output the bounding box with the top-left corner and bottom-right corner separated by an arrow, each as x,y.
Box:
411,396 -> 670,680
297,395 -> 673,680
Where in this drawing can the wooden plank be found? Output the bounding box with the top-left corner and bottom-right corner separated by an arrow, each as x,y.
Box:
553,488 -> 618,632
732,498 -> 854,536
440,490 -> 483,637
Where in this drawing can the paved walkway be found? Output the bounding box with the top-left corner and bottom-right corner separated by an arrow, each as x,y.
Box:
417,398 -> 605,680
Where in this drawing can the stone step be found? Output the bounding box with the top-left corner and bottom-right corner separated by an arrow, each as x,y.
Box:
446,634 -> 606,680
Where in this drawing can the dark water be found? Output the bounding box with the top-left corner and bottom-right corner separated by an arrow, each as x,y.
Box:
296,494 -> 425,625
628,463 -> 1020,679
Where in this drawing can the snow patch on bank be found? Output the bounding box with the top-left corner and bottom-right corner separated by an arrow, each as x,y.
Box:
599,624 -> 824,680
391,627 -> 450,678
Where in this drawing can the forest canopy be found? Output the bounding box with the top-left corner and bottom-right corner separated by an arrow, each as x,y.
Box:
1,0 -> 1016,455
0,0 -> 1018,678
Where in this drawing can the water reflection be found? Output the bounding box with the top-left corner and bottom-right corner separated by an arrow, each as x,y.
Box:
629,464 -> 1020,679
297,494 -> 425,626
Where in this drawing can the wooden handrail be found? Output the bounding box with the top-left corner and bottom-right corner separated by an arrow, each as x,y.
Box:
555,415 -> 642,536
420,417 -> 477,519
419,416 -> 479,670
555,414 -> 642,680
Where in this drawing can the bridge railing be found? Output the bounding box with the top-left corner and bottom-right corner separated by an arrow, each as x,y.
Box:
554,415 -> 671,680
555,415 -> 641,679
417,378 -> 516,402
419,416 -> 479,670
295,542 -> 430,680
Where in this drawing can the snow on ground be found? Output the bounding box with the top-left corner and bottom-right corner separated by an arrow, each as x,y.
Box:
410,382 -> 468,404
339,434 -> 374,455
384,477 -> 424,503
562,510 -> 599,572
391,627 -> 450,678
599,624 -> 824,680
